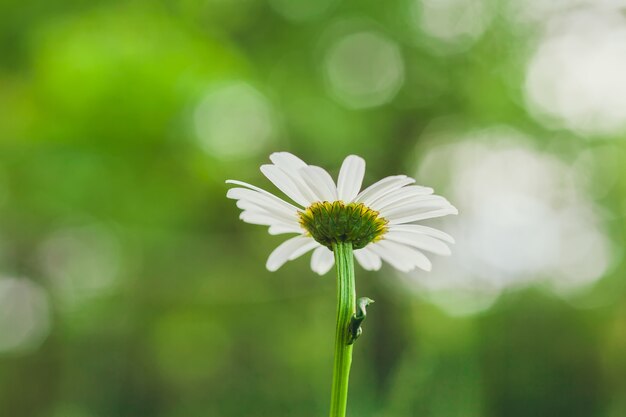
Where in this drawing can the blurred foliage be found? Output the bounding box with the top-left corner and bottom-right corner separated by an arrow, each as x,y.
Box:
1,1 -> 626,417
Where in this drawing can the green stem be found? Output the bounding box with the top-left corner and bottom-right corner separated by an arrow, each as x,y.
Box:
329,242 -> 356,417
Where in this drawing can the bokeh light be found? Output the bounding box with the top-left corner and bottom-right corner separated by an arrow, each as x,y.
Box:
524,8 -> 626,136
411,0 -> 492,50
400,127 -> 615,315
0,278 -> 51,354
323,30 -> 404,109
194,81 -> 277,158
38,223 -> 121,309
507,0 -> 625,25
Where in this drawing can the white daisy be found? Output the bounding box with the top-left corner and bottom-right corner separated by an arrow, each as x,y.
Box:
226,152 -> 457,275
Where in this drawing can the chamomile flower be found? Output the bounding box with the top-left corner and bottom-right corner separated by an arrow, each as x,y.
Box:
226,152 -> 457,275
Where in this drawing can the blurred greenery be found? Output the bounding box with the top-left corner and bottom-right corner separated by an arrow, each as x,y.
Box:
1,1 -> 626,417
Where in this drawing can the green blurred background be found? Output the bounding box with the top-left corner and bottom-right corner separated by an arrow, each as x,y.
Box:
1,1 -> 626,416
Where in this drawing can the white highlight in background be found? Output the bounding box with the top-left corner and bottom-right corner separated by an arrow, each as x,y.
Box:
412,0 -> 491,48
323,31 -> 404,109
38,224 -> 121,309
194,82 -> 276,158
0,278 -> 51,353
525,9 -> 626,136
399,127 -> 614,316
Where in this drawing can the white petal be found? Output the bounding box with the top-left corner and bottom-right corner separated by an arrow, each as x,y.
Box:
310,246 -> 335,275
369,185 -> 434,211
337,155 -> 366,202
288,240 -> 320,261
388,224 -> 455,243
226,180 -> 301,211
370,240 -> 432,272
239,211 -> 298,228
238,206 -> 284,219
268,224 -> 304,235
235,200 -> 299,226
368,242 -> 413,272
260,164 -> 312,207
388,207 -> 458,225
269,153 -> 321,203
266,236 -> 317,271
385,231 -> 451,256
269,152 -> 308,171
355,176 -> 416,206
227,187 -> 298,219
354,246 -> 382,271
380,196 -> 453,219
300,166 -> 337,201
239,211 -> 275,226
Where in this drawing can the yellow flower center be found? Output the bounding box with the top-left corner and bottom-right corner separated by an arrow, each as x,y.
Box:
298,201 -> 388,250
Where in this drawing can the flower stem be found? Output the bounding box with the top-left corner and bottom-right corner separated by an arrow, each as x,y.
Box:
329,241 -> 356,417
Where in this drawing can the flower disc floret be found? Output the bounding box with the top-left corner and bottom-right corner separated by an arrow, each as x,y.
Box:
299,201 -> 388,250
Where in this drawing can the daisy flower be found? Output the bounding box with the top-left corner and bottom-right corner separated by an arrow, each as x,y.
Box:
226,152 -> 457,275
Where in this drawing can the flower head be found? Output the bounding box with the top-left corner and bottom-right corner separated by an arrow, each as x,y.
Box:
226,152 -> 457,275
